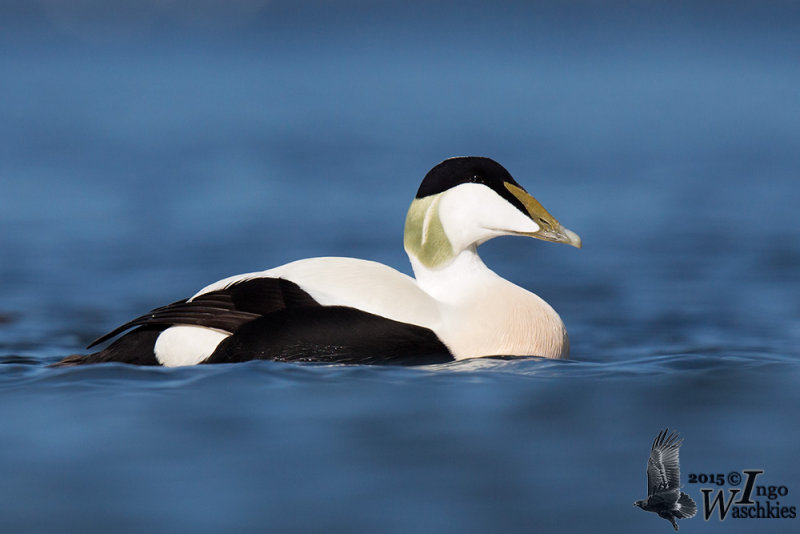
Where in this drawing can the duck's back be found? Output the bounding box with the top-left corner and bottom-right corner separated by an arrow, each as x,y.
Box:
198,257 -> 442,330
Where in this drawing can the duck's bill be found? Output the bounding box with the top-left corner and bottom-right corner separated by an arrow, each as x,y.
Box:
505,182 -> 582,248
535,224 -> 582,248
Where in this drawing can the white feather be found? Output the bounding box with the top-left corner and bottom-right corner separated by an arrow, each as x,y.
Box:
195,257 -> 441,329
437,183 -> 540,249
154,325 -> 230,367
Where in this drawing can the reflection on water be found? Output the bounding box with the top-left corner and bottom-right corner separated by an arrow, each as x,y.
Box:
1,1 -> 799,533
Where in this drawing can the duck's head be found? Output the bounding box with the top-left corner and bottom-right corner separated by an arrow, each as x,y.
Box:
404,157 -> 581,268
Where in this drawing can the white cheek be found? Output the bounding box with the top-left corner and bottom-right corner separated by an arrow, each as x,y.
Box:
438,184 -> 539,248
483,206 -> 539,234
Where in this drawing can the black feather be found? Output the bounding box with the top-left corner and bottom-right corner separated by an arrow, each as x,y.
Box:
54,327 -> 163,366
206,306 -> 453,365
87,278 -> 318,348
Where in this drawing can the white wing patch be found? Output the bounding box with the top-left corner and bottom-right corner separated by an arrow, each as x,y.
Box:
154,325 -> 230,367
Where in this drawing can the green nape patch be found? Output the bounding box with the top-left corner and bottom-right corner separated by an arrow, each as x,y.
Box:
403,195 -> 454,268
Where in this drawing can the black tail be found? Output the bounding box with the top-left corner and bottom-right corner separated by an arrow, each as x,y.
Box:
51,327 -> 163,367
674,492 -> 697,519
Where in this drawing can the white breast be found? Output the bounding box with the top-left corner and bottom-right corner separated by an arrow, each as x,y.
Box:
409,249 -> 570,360
437,283 -> 569,360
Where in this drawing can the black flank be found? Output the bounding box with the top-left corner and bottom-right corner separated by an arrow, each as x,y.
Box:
206,306 -> 453,365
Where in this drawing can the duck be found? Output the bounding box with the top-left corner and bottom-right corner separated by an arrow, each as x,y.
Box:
55,156 -> 581,367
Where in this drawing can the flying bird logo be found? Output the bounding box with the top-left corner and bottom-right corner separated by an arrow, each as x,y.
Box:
634,429 -> 697,530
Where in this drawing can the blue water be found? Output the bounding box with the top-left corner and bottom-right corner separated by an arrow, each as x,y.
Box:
2,1 -> 799,532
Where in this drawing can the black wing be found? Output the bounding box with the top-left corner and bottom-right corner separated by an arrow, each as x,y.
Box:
646,428 -> 683,496
87,277 -> 319,348
205,305 -> 453,365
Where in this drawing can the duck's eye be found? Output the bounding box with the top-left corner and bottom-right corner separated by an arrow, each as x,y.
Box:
470,175 -> 481,183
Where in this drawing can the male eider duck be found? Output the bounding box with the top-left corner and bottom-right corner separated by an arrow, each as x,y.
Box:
56,157 -> 581,367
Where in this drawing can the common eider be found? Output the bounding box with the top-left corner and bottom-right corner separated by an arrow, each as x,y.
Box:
56,157 -> 581,367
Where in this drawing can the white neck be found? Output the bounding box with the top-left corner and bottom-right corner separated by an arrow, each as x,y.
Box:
409,246 -> 499,303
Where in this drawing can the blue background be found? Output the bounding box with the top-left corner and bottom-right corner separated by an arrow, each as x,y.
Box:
1,1 -> 799,532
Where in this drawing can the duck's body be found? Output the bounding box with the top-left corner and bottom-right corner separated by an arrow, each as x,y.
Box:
57,157 -> 580,367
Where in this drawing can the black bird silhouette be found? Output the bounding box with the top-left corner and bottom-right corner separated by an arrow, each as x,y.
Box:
634,428 -> 697,530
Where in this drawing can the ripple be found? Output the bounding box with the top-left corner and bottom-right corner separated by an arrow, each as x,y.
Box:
1,345 -> 797,392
